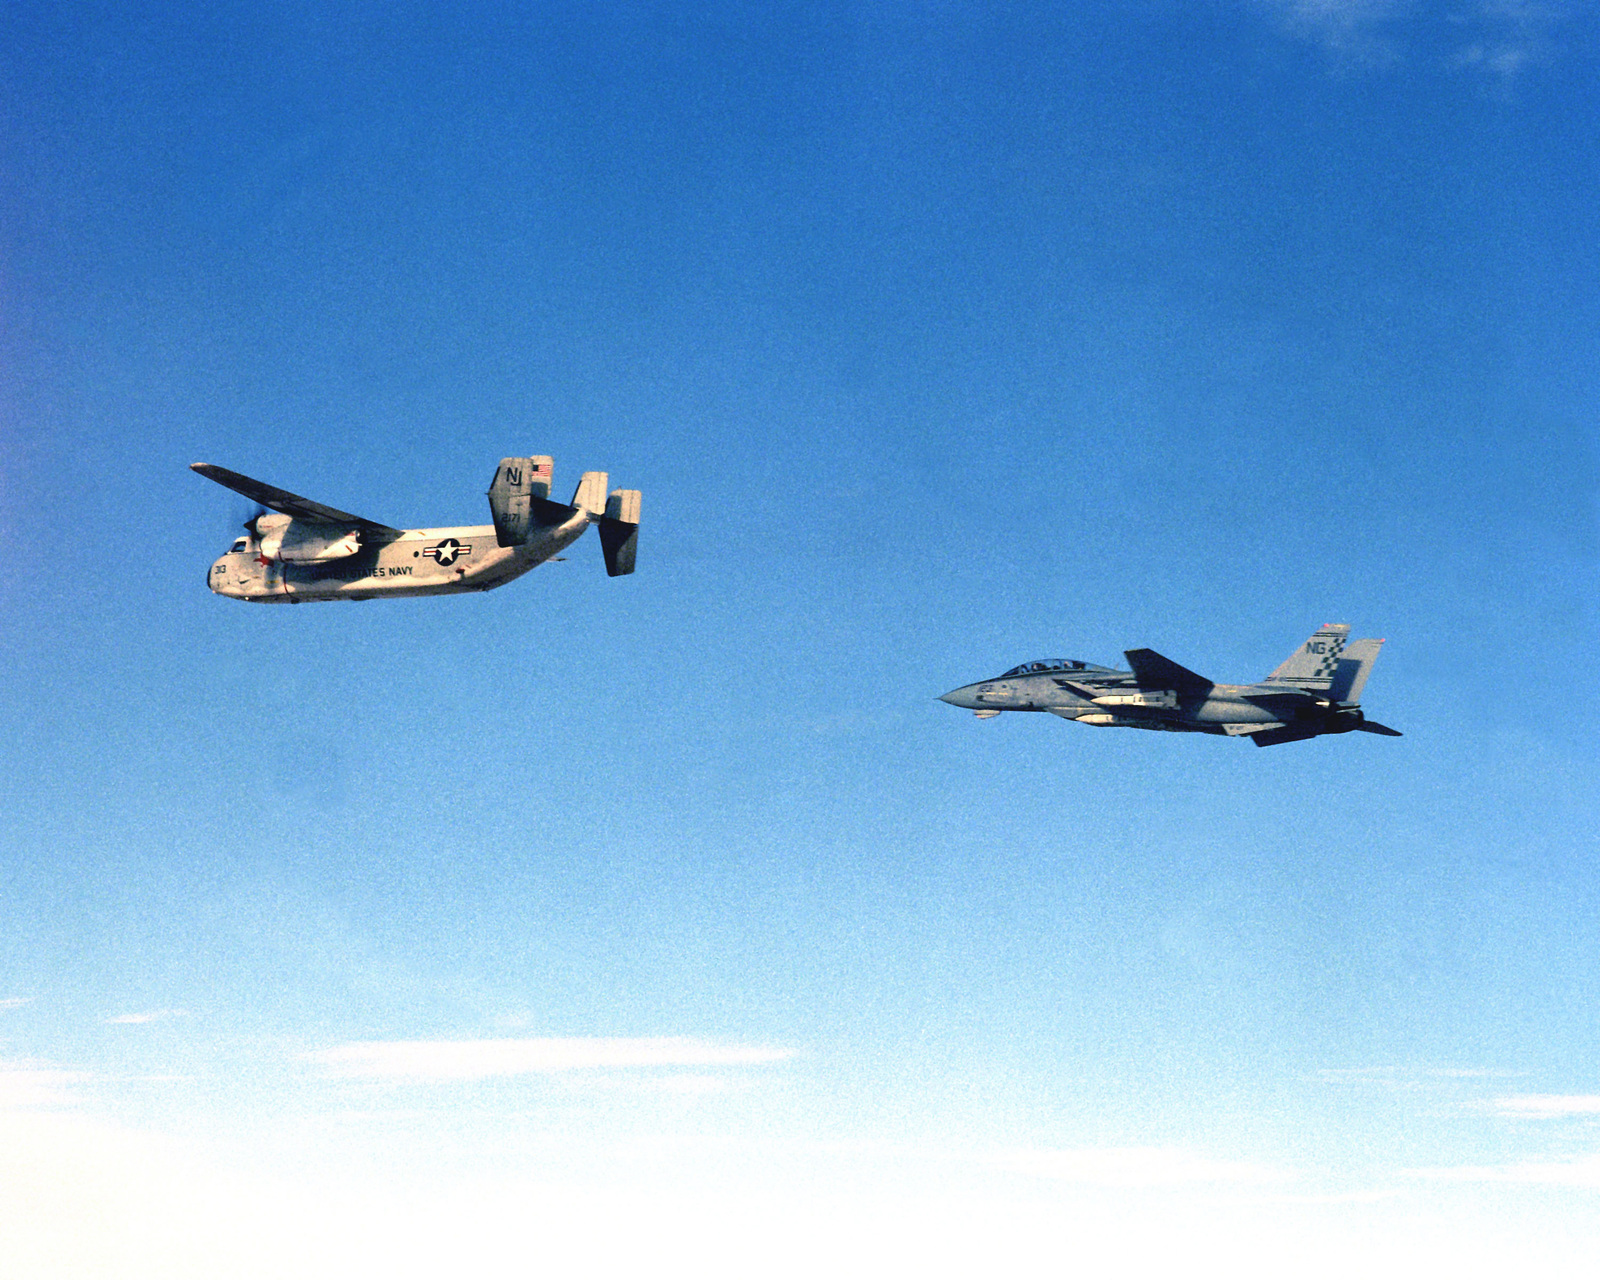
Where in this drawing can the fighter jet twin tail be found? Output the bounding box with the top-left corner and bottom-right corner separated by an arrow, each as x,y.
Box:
194,457 -> 638,603
195,461 -> 1395,747
939,625 -> 1401,747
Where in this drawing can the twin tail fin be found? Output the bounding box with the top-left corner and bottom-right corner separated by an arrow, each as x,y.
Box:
485,456 -> 640,575
1263,624 -> 1349,692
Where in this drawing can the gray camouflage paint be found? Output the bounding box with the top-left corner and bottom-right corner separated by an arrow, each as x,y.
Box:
939,626 -> 1401,747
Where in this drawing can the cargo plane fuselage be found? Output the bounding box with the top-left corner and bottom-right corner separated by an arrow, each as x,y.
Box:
195,457 -> 639,603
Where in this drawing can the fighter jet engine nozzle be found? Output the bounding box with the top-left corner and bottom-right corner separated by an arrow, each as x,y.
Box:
1323,707 -> 1366,734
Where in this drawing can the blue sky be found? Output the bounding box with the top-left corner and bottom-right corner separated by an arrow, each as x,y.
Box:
2,2 -> 1598,1274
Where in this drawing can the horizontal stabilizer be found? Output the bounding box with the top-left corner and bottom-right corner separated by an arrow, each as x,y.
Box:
571,471 -> 607,518
531,495 -> 579,526
191,463 -> 401,537
1355,720 -> 1402,737
1123,649 -> 1213,696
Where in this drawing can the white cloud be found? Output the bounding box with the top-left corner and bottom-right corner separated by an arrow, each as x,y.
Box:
1317,1065 -> 1521,1090
988,1145 -> 1287,1187
1259,0 -> 1407,66
1263,1187 -> 1406,1204
1409,1153 -> 1600,1186
1489,1094 -> 1600,1119
0,1061 -> 89,1109
307,1036 -> 795,1081
1446,0 -> 1559,86
106,1009 -> 187,1025
1317,1066 -> 1407,1085
1258,0 -> 1573,80
0,997 -> 30,1011
1428,1067 -> 1522,1079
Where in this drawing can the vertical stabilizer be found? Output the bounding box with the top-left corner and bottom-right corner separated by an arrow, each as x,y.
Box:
1329,638 -> 1385,704
487,456 -> 553,547
599,488 -> 640,577
1264,624 -> 1350,690
571,471 -> 607,518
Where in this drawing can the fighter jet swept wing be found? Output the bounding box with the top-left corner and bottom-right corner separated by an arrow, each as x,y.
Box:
1123,649 -> 1213,697
191,463 -> 403,537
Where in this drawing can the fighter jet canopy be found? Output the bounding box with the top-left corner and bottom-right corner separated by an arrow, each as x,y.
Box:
998,659 -> 1116,678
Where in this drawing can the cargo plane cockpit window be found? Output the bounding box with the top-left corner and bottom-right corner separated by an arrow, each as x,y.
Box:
231,538 -> 249,553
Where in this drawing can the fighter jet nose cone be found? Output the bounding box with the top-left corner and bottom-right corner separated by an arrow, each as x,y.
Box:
939,687 -> 973,707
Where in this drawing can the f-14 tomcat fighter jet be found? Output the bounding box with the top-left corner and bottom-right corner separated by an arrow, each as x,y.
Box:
939,625 -> 1400,747
194,457 -> 639,602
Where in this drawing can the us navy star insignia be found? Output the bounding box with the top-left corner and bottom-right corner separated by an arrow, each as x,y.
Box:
423,538 -> 470,566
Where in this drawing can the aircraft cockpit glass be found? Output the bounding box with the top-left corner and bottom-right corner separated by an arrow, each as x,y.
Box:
230,538 -> 249,554
999,658 -> 1102,678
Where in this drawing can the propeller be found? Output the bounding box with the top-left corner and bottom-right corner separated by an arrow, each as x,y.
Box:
237,503 -> 284,592
228,500 -> 268,543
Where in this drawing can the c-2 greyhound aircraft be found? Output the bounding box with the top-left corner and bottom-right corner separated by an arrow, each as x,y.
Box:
194,457 -> 639,602
939,625 -> 1400,747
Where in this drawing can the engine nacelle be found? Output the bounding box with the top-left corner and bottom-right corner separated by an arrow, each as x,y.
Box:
256,513 -> 362,562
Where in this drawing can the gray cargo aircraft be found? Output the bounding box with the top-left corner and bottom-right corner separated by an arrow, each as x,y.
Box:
939,625 -> 1399,747
195,457 -> 639,602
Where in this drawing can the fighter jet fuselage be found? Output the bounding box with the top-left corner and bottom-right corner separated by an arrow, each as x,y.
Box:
939,626 -> 1400,747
